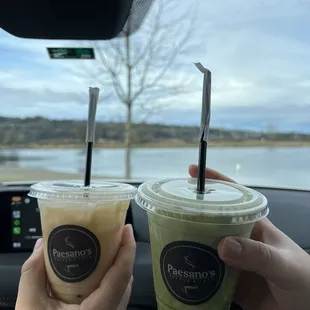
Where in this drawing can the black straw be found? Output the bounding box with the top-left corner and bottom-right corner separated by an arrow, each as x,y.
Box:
84,87 -> 100,187
84,142 -> 93,186
197,140 -> 207,193
194,63 -> 212,194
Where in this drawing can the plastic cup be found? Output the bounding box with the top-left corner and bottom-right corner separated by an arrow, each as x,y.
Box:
29,180 -> 137,304
135,178 -> 269,310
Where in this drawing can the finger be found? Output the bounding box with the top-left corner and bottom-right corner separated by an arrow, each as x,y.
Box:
15,238 -> 48,309
82,224 -> 136,310
117,276 -> 133,310
251,218 -> 294,249
188,165 -> 236,183
218,235 -> 293,285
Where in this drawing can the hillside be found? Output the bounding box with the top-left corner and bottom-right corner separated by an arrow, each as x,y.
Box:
0,116 -> 310,147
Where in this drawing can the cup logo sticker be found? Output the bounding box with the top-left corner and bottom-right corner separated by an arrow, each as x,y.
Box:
48,225 -> 100,283
160,241 -> 225,305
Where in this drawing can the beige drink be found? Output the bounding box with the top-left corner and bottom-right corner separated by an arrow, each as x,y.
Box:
29,181 -> 137,304
135,178 -> 269,310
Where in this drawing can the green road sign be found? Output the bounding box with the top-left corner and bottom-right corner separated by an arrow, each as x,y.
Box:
47,48 -> 95,59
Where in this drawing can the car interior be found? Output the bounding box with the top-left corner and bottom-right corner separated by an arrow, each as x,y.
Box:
1,0 -> 310,309
0,182 -> 310,309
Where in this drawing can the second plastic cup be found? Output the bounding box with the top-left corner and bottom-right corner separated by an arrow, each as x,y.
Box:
29,180 -> 137,304
135,178 -> 269,310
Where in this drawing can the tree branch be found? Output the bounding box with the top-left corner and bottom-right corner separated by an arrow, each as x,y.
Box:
131,1 -> 162,68
132,22 -> 193,103
109,39 -> 127,66
77,0 -> 199,118
92,41 -> 126,103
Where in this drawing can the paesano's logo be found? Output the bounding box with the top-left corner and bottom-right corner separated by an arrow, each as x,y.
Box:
160,241 -> 225,305
65,236 -> 74,249
166,251 -> 216,282
184,253 -> 195,269
52,234 -> 93,260
48,225 -> 100,283
51,247 -> 92,259
181,285 -> 199,296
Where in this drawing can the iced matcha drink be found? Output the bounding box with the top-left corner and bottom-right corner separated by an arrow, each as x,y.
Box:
135,178 -> 268,310
29,181 -> 137,304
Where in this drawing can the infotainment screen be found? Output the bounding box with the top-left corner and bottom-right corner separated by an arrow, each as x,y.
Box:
10,193 -> 42,251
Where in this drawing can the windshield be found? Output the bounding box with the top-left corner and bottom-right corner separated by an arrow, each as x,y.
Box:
0,0 -> 309,190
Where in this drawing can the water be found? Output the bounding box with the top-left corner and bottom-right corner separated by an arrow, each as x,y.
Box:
1,147 -> 310,189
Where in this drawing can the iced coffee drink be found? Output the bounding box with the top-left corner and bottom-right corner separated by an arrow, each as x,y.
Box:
135,178 -> 269,310
29,181 -> 137,304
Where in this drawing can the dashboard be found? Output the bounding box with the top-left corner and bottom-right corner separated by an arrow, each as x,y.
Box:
0,182 -> 310,309
0,188 -> 41,253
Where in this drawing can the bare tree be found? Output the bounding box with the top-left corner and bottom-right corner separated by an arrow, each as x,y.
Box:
79,0 -> 198,179
267,121 -> 277,140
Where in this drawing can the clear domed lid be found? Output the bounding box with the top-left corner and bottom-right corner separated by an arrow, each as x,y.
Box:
29,180 -> 137,202
135,178 -> 268,224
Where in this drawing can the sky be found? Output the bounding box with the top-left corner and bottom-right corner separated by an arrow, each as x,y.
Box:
1,0 -> 310,133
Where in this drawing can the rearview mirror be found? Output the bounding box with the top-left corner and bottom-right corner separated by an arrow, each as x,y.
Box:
0,0 -> 153,40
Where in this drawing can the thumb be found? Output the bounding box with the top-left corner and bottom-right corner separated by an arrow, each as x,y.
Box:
117,276 -> 134,310
16,238 -> 48,309
218,236 -> 291,284
82,224 -> 136,310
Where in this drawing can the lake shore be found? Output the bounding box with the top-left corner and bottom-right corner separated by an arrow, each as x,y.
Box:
1,140 -> 310,150
1,147 -> 309,188
0,166 -> 109,182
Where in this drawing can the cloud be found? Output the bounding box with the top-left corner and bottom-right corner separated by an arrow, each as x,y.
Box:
0,0 -> 309,132
0,84 -> 123,121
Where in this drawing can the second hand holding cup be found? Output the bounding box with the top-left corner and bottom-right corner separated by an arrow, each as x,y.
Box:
135,64 -> 269,310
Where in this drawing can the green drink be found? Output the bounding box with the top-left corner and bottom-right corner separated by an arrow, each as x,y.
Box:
135,178 -> 269,310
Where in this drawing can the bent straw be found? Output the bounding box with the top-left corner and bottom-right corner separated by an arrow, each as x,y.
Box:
194,63 -> 211,193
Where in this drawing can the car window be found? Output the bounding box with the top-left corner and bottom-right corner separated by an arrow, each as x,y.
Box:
0,0 -> 309,190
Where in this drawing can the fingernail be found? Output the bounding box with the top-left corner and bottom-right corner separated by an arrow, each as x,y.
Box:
33,238 -> 43,252
221,238 -> 242,261
128,224 -> 133,233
